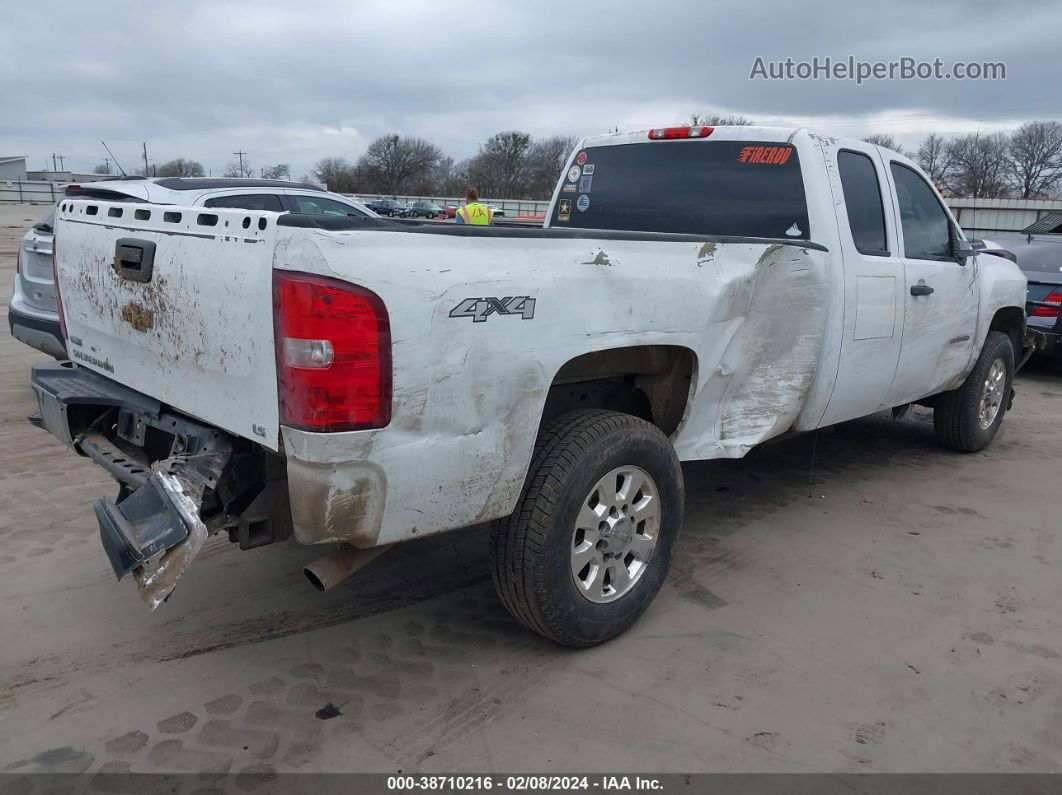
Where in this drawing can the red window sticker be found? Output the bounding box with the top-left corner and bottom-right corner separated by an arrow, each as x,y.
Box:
576,151 -> 587,165
737,146 -> 793,165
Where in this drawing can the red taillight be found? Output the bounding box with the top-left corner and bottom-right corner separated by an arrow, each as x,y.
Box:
273,271 -> 392,432
1032,290 -> 1062,318
648,126 -> 714,140
52,239 -> 68,339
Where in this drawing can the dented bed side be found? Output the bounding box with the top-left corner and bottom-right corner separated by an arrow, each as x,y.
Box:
271,226 -> 839,549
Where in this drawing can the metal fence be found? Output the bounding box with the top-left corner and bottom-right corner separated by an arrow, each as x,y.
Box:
946,197 -> 1062,238
0,181 -> 71,204
345,193 -> 551,218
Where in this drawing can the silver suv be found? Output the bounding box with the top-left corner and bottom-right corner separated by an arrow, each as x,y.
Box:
8,177 -> 375,358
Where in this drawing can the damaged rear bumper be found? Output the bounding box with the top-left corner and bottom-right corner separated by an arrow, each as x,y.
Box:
30,362 -> 242,607
1018,327 -> 1048,371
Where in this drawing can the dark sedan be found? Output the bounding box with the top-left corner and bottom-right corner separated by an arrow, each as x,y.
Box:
409,200 -> 445,219
367,198 -> 410,217
985,233 -> 1062,359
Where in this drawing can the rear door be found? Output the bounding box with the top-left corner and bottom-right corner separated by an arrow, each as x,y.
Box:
884,162 -> 978,404
285,193 -> 372,217
817,145 -> 906,426
54,200 -> 281,449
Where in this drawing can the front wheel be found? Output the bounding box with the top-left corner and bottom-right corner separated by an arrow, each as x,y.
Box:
934,330 -> 1015,452
489,410 -> 684,647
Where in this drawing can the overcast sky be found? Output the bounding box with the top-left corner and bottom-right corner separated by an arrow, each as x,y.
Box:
2,0 -> 1059,179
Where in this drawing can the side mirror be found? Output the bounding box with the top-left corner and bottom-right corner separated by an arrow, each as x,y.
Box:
954,237 -> 974,265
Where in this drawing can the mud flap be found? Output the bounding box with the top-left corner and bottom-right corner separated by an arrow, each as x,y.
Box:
94,469 -> 210,610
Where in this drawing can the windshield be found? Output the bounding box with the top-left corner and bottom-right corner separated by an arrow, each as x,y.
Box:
551,140 -> 810,239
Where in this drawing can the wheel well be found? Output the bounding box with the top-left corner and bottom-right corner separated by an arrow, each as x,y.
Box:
989,306 -> 1025,355
541,345 -> 696,436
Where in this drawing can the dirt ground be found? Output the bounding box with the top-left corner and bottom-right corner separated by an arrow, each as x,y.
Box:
1,202 -> 1060,776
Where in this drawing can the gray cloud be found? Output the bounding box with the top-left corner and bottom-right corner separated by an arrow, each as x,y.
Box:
2,0 -> 1059,178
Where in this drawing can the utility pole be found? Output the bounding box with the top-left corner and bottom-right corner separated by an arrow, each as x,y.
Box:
233,150 -> 247,178
52,153 -> 57,171
142,142 -> 150,177
102,157 -> 111,174
57,155 -> 66,171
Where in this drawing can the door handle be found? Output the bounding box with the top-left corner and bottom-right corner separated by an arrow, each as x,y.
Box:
910,284 -> 935,296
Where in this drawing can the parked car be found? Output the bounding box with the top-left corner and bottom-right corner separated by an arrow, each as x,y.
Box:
34,126 -> 1037,647
9,204 -> 64,358
983,232 -> 1062,359
366,198 -> 410,217
409,200 -> 445,219
7,178 -> 375,358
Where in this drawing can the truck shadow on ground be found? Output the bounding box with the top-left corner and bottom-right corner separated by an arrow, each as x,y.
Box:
141,394 -> 1018,661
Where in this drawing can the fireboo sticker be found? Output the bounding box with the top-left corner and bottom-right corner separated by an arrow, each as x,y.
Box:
578,175 -> 593,193
576,194 -> 590,212
576,151 -> 587,165
737,145 -> 793,165
567,165 -> 582,182
582,164 -> 595,175
558,199 -> 572,222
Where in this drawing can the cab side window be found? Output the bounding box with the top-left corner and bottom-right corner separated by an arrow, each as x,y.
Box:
838,150 -> 888,256
890,163 -> 952,260
203,194 -> 284,212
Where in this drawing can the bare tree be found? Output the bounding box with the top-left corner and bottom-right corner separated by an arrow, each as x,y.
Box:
224,160 -> 251,178
527,135 -> 579,199
312,157 -> 359,192
916,133 -> 954,188
861,133 -> 905,154
92,163 -> 112,175
156,158 -> 206,177
946,132 -> 1011,197
1007,121 -> 1062,199
466,131 -> 533,198
260,163 -> 291,180
357,134 -> 443,196
689,113 -> 755,126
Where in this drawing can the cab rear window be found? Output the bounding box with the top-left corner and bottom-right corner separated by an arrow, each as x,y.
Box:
552,140 -> 810,240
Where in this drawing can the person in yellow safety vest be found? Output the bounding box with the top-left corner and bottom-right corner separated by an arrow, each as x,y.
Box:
455,186 -> 494,226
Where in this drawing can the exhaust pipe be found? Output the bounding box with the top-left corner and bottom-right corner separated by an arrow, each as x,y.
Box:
304,543 -> 391,592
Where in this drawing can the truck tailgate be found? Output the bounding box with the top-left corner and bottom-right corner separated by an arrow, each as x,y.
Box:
54,200 -> 281,449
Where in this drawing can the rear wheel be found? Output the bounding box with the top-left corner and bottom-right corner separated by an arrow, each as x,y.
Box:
489,410 -> 684,647
934,330 -> 1015,452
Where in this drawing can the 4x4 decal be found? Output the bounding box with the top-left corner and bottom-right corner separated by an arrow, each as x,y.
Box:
449,296 -> 536,323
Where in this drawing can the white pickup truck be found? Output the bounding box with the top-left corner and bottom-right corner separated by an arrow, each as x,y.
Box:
34,125 -> 1038,647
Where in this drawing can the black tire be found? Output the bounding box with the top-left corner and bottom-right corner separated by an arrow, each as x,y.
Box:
934,330 -> 1015,452
489,410 -> 684,647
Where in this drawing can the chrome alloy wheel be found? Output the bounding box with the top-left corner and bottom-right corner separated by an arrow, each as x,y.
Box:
571,465 -> 660,603
979,357 -> 1007,430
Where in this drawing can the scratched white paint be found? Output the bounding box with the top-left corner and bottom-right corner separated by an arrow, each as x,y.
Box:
55,201 -> 281,449
53,127 -> 1028,551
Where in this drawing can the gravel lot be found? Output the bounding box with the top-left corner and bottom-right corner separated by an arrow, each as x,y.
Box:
1,202 -> 1060,776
